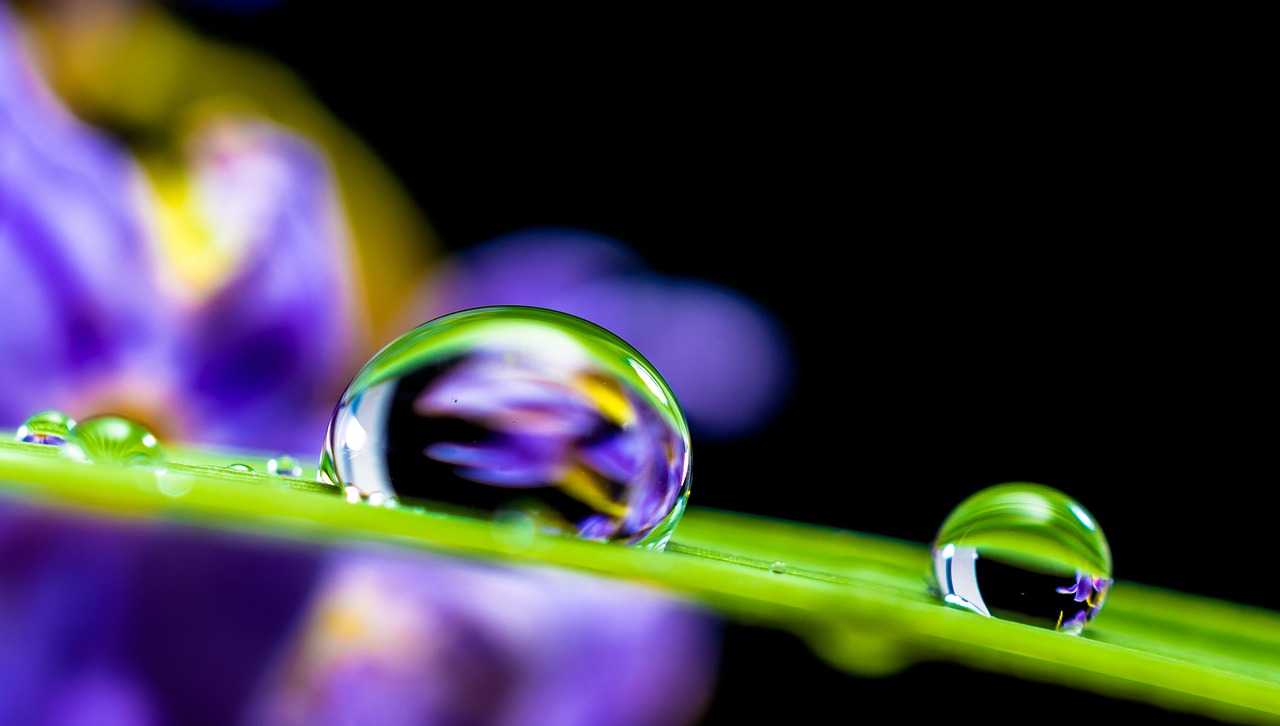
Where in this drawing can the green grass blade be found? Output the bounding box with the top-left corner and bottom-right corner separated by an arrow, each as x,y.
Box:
2,437 -> 1277,724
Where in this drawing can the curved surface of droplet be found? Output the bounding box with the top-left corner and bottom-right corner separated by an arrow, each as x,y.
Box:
319,305 -> 692,549
68,414 -> 165,467
927,481 -> 1112,635
14,409 -> 77,446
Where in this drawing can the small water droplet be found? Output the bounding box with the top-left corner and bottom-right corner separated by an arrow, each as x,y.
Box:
769,561 -> 788,575
68,414 -> 165,467
157,470 -> 191,498
14,409 -> 76,446
492,506 -> 539,551
266,455 -> 302,477
226,463 -> 255,473
318,306 -> 692,549
927,481 -> 1112,635
365,491 -> 395,508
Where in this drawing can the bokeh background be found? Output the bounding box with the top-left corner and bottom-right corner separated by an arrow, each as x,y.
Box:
3,1 -> 1270,723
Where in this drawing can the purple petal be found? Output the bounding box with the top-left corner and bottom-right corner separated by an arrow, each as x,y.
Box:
0,6 -> 168,429
240,549 -> 720,726
415,357 -> 602,437
425,435 -> 568,487
1,15 -> 368,454
170,118 -> 368,455
1,495 -> 719,726
42,671 -> 160,726
408,227 -> 645,313
408,228 -> 794,440
0,500 -> 323,726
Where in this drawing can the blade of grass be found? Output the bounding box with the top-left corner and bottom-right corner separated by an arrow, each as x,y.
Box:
1,437 -> 1277,723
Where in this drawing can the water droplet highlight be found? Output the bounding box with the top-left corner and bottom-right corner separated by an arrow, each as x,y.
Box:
927,481 -> 1112,635
267,455 -> 302,477
226,463 -> 255,473
157,470 -> 192,498
14,409 -> 76,446
319,305 -> 692,550
68,414 -> 165,467
769,561 -> 788,575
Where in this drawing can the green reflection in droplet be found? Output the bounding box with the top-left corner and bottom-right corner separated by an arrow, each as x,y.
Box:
68,414 -> 165,467
15,409 -> 77,446
267,455 -> 302,477
927,481 -> 1112,635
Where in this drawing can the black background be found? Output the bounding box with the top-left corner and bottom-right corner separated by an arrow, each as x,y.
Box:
161,3 -> 1274,722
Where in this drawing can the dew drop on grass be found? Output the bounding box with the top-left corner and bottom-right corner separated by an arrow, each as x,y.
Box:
267,455 -> 302,477
927,481 -> 1112,635
14,409 -> 76,447
319,305 -> 692,550
65,413 -> 164,468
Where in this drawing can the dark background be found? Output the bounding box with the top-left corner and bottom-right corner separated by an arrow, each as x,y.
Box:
166,3 -> 1273,722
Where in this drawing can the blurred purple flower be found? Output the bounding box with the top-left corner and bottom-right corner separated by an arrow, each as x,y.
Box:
1,5 -> 723,725
0,502 -> 719,726
403,228 -> 795,441
241,548 -> 719,726
0,3 -> 165,426
0,2 -> 364,457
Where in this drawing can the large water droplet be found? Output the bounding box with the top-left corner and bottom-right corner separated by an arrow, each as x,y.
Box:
14,409 -> 77,446
69,414 -> 165,467
319,305 -> 692,550
927,481 -> 1112,635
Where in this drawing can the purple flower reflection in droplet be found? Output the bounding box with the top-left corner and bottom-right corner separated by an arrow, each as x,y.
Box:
415,346 -> 686,541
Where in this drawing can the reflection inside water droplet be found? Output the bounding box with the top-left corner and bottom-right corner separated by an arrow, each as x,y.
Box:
769,561 -> 788,575
318,305 -> 692,550
927,482 -> 1112,635
267,455 -> 302,477
226,463 -> 255,473
15,409 -> 77,446
68,414 -> 165,467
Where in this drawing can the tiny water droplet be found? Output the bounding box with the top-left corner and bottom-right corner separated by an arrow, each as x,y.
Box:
266,455 -> 302,477
927,481 -> 1112,635
365,491 -> 395,508
157,470 -> 191,498
226,463 -> 255,473
318,305 -> 692,549
769,561 -> 788,575
68,414 -> 165,467
15,409 -> 76,446
492,506 -> 539,552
